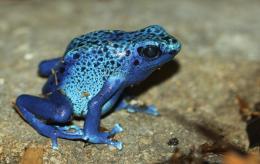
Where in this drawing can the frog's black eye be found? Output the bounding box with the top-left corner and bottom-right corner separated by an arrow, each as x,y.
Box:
137,45 -> 162,58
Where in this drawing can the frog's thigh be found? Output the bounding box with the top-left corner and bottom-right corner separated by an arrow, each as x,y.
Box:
38,57 -> 61,77
16,93 -> 72,124
16,93 -> 83,149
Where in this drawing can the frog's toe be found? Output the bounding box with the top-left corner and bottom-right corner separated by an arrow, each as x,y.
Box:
83,131 -> 124,150
145,105 -> 160,116
126,107 -> 137,113
110,123 -> 124,135
51,138 -> 59,150
126,104 -> 160,116
98,124 -> 123,138
98,136 -> 123,150
101,123 -> 123,138
108,140 -> 123,150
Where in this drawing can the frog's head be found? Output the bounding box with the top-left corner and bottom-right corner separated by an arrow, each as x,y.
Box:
125,25 -> 181,84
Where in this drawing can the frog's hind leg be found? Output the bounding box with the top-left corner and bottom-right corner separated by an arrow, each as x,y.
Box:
15,92 -> 82,149
38,57 -> 61,77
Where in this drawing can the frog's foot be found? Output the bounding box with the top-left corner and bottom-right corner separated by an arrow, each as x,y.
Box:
127,104 -> 160,116
83,124 -> 124,150
116,99 -> 160,116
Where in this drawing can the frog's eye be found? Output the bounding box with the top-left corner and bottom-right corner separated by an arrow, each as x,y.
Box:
137,45 -> 162,58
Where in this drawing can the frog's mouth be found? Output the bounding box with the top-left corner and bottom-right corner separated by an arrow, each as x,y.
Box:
144,52 -> 178,72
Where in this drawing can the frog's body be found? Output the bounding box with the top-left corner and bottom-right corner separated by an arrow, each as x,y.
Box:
15,25 -> 181,150
44,30 -> 133,116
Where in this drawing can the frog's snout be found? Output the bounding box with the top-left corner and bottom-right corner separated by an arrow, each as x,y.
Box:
169,41 -> 181,56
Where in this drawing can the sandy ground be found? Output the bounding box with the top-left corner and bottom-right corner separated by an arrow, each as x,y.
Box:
0,0 -> 259,163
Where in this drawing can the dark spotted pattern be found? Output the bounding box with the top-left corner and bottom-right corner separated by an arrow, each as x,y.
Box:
46,25 -> 181,116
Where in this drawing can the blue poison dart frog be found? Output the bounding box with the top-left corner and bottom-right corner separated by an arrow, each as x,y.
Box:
15,25 -> 181,150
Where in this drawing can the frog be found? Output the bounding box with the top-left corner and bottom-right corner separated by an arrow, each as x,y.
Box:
15,25 -> 181,150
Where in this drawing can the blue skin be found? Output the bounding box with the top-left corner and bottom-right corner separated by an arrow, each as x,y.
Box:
15,25 -> 181,150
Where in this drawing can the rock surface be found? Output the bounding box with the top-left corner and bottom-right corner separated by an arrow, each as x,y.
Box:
0,0 -> 259,163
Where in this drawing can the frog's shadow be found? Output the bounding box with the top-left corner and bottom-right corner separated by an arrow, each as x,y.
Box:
101,59 -> 180,118
62,60 -> 180,121
125,59 -> 180,96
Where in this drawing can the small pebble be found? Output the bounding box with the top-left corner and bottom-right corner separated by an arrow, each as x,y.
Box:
167,137 -> 179,147
0,78 -> 5,85
24,53 -> 34,60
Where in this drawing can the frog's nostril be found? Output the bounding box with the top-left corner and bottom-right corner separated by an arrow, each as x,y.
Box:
169,49 -> 179,56
171,39 -> 178,44
169,42 -> 181,56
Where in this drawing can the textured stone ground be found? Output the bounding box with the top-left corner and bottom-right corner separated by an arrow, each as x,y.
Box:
0,0 -> 259,163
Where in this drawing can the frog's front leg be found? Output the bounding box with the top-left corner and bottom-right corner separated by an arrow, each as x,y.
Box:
83,77 -> 124,150
38,57 -> 61,77
115,97 -> 160,116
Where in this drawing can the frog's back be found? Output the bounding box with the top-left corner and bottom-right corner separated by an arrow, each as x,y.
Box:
44,36 -> 127,116
65,30 -> 127,54
59,49 -> 107,116
65,25 -> 168,53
